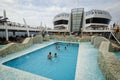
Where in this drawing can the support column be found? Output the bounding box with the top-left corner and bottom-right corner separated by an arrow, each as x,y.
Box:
23,18 -> 30,37
27,27 -> 30,37
13,31 -> 16,36
5,23 -> 9,41
13,31 -> 15,35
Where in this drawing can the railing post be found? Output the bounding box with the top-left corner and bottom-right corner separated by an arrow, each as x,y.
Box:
111,31 -> 120,44
26,25 -> 30,37
5,23 -> 9,41
23,18 -> 30,37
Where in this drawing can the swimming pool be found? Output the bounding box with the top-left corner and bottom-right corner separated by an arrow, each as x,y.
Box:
3,42 -> 79,80
3,42 -> 105,80
0,45 -> 5,48
114,52 -> 120,61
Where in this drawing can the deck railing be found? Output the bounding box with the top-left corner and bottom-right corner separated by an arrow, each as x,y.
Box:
50,35 -> 91,42
109,31 -> 120,45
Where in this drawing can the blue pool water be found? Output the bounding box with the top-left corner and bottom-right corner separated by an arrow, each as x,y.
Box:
114,52 -> 120,61
3,42 -> 79,80
3,42 -> 105,80
0,45 -> 5,48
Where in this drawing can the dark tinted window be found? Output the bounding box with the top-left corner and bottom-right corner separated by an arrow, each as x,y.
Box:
86,18 -> 110,24
86,19 -> 90,23
54,20 -> 68,25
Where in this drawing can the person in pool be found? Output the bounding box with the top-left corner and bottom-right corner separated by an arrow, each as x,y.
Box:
54,53 -> 57,57
65,46 -> 67,50
48,52 -> 52,59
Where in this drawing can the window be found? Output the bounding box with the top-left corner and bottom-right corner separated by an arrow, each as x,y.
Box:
54,20 -> 68,25
86,18 -> 110,24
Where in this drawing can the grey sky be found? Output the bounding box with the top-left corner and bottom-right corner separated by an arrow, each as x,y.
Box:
0,0 -> 120,28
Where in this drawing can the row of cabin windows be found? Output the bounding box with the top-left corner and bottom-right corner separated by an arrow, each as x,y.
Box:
86,18 -> 110,24
86,10 -> 108,16
54,20 -> 68,25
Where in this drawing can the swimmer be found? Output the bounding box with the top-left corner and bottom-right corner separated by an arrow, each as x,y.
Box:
56,46 -> 60,50
48,52 -> 52,59
65,46 -> 67,50
58,46 -> 60,50
56,45 -> 58,49
54,53 -> 57,57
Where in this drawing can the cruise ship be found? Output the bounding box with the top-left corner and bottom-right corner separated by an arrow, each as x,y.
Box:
0,8 -> 120,80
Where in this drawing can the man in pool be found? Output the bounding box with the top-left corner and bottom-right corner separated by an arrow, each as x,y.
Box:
65,46 -> 67,50
56,45 -> 60,50
54,53 -> 57,57
48,52 -> 52,59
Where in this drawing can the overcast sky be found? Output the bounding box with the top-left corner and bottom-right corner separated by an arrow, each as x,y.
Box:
0,0 -> 120,28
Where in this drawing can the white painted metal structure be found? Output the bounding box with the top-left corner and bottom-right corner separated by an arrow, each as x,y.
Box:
53,13 -> 70,30
23,18 -> 30,37
0,25 -> 40,31
83,9 -> 112,32
83,29 -> 113,32
0,24 -> 69,41
110,31 -> 120,45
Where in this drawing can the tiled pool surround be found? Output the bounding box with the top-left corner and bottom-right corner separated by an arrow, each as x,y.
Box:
0,41 -> 105,80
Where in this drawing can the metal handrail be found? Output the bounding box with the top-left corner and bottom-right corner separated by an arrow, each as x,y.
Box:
110,31 -> 120,45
